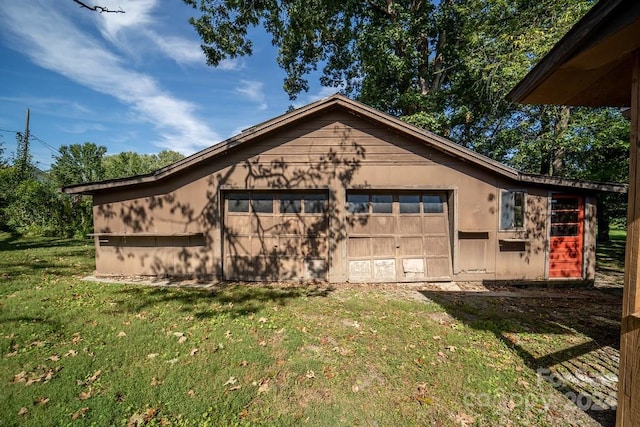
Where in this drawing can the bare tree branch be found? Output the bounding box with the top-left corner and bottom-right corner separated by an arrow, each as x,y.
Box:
72,0 -> 125,13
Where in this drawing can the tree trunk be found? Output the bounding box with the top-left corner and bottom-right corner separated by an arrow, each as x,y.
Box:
551,106 -> 571,176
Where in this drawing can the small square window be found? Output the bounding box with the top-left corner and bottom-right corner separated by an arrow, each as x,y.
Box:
227,192 -> 249,213
252,193 -> 274,213
500,191 -> 525,230
399,194 -> 420,213
423,195 -> 443,213
280,194 -> 301,214
304,193 -> 327,214
372,195 -> 393,213
348,194 -> 369,214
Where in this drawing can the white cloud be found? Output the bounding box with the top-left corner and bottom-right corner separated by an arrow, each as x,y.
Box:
0,1 -> 219,154
58,122 -> 108,134
235,80 -> 267,110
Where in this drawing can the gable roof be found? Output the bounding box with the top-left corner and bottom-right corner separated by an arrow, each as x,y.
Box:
508,0 -> 640,106
63,94 -> 626,195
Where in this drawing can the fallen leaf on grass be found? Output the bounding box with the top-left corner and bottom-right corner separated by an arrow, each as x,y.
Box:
178,336 -> 187,344
517,377 -> 530,388
151,377 -> 163,386
71,407 -> 89,420
127,413 -> 145,427
87,370 -> 101,384
48,354 -> 60,361
187,389 -> 195,398
507,399 -> 516,411
258,340 -> 267,347
323,366 -> 335,379
65,349 -> 78,357
147,353 -> 159,359
72,333 -> 82,345
258,317 -> 268,323
79,390 -> 92,400
224,376 -> 237,386
228,385 -> 242,391
454,412 -> 476,426
446,345 -> 457,352
305,370 -> 315,379
225,330 -> 232,339
432,335 -> 442,341
34,396 -> 49,406
19,407 -> 28,416
144,408 -> 157,422
117,331 -> 127,337
12,371 -> 27,383
351,385 -> 360,393
5,351 -> 17,357
239,360 -> 249,367
190,348 -> 198,356
257,379 -> 270,394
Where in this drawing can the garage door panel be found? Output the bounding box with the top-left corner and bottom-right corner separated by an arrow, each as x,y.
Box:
251,216 -> 276,233
423,216 -> 447,233
399,237 -> 423,255
300,215 -> 328,233
426,258 -> 451,278
348,237 -> 371,257
226,216 -> 253,234
424,236 -> 449,256
373,237 -> 396,256
226,236 -> 251,257
398,216 -> 422,234
250,236 -> 279,256
278,217 -> 304,234
370,216 -> 395,234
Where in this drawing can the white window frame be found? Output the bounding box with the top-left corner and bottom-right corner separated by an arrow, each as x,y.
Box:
500,190 -> 526,231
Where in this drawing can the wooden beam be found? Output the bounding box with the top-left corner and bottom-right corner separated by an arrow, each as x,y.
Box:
617,50 -> 640,427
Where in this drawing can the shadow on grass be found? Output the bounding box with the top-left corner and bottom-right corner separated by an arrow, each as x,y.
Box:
420,289 -> 621,427
596,231 -> 626,273
0,232 -> 90,252
107,283 -> 335,318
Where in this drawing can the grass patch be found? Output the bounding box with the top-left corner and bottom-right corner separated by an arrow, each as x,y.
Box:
0,233 -> 620,426
597,227 -> 626,272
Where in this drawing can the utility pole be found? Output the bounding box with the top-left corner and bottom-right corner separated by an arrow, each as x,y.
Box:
18,107 -> 30,179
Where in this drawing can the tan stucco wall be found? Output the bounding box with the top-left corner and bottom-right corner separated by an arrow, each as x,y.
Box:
91,109 -> 595,282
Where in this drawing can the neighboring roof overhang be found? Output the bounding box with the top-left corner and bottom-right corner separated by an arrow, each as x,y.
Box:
508,0 -> 640,107
63,94 -> 626,195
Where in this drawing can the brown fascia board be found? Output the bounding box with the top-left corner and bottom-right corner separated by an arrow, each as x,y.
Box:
518,173 -> 627,193
507,0 -> 627,104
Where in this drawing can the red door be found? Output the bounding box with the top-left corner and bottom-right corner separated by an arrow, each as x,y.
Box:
549,195 -> 584,278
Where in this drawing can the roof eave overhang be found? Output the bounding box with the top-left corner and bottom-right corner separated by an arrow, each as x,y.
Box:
508,0 -> 640,107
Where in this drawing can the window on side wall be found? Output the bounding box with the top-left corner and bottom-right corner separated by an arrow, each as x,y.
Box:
500,190 -> 525,230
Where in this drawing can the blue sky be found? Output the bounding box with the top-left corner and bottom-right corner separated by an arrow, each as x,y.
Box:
0,1 -> 334,170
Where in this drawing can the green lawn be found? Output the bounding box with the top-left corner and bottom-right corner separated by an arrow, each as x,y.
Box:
0,232 -> 622,426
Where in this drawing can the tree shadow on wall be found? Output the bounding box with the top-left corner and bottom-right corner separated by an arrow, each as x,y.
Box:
94,123 -> 369,280
420,289 -> 621,426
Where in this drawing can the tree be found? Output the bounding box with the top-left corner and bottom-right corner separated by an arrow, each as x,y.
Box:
51,142 -> 106,187
103,150 -> 184,180
185,0 -> 628,234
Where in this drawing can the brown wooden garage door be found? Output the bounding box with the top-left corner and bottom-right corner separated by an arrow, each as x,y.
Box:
346,192 -> 452,282
223,191 -> 329,281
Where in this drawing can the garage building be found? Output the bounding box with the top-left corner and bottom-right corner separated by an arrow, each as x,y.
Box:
64,95 -> 625,283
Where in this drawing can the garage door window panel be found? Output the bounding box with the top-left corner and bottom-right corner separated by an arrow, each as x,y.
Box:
227,192 -> 250,213
252,193 -> 274,214
304,193 -> 328,214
